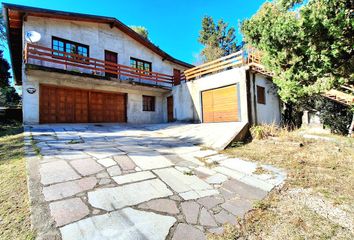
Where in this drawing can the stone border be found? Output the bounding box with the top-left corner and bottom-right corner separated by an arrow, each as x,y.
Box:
24,126 -> 61,240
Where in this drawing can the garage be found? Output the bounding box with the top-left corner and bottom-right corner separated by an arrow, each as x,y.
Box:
202,84 -> 239,123
39,85 -> 126,123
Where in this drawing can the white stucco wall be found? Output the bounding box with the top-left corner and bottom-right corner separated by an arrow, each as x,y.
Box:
172,67 -> 249,123
23,16 -> 188,87
22,70 -> 168,124
170,83 -> 196,122
250,73 -> 281,125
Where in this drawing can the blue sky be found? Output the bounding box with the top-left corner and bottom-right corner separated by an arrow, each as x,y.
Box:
1,0 -> 265,76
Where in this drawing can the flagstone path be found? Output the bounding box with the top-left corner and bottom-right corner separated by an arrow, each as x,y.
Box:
24,123 -> 286,240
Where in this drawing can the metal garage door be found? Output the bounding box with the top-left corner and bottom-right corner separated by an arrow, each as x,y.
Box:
202,84 -> 239,123
39,85 -> 126,123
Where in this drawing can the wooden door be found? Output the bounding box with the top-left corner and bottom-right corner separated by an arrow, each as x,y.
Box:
56,88 -> 75,123
89,91 -> 126,123
89,92 -> 105,123
40,85 -> 57,123
105,50 -> 118,78
167,96 -> 174,122
202,85 -> 239,123
173,69 -> 181,86
40,85 -> 126,123
103,93 -> 126,122
74,89 -> 89,122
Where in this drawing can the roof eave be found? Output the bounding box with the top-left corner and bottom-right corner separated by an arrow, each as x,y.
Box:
2,3 -> 194,70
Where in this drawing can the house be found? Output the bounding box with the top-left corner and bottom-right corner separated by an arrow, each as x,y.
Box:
3,3 -> 192,124
3,3 -> 281,131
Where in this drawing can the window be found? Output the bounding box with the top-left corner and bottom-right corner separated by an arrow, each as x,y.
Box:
52,37 -> 89,60
257,85 -> 266,104
130,57 -> 152,73
173,69 -> 181,86
142,95 -> 155,111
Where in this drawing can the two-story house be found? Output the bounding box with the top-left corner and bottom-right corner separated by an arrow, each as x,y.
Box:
3,3 -> 282,134
3,3 -> 193,124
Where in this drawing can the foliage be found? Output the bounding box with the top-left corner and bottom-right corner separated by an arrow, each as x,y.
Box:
130,26 -> 149,39
304,95 -> 353,135
250,124 -> 278,140
0,12 -> 6,47
0,50 -> 20,106
250,124 -> 290,140
198,16 -> 237,62
0,86 -> 21,107
241,0 -> 353,103
0,50 -> 11,87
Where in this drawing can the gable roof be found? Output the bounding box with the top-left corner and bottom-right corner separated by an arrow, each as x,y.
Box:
2,3 -> 194,85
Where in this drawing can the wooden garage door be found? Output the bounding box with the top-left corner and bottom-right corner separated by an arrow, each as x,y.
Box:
202,85 -> 239,123
90,91 -> 126,123
40,85 -> 126,123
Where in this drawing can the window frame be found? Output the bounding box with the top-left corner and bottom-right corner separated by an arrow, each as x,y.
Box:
51,36 -> 90,62
130,57 -> 152,73
256,85 -> 266,105
173,68 -> 181,86
142,95 -> 155,112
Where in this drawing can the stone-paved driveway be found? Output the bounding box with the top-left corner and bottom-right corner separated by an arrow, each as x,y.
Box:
24,123 -> 286,240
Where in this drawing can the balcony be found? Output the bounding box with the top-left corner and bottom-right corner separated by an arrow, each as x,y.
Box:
184,48 -> 272,81
24,43 -> 181,88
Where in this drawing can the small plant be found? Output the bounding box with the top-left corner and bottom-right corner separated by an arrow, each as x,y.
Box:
67,139 -> 84,144
205,160 -> 219,168
250,124 -> 291,140
253,166 -> 272,175
250,124 -> 276,140
229,141 -> 245,148
30,134 -> 42,157
197,157 -> 219,168
183,170 -> 194,176
200,146 -> 213,151
253,200 -> 271,210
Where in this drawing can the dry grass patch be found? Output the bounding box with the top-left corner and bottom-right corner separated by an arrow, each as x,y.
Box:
0,122 -> 35,240
210,126 -> 354,239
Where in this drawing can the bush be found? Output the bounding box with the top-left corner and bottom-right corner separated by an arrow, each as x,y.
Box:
304,96 -> 352,135
250,124 -> 280,140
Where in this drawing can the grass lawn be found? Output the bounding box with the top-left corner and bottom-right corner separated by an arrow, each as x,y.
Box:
0,121 -> 35,240
209,127 -> 354,240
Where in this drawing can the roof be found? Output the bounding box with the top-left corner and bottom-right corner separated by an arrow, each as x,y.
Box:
2,3 -> 194,85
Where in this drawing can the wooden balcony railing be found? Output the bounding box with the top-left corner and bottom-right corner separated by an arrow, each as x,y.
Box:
24,43 -> 174,86
183,48 -> 267,81
184,50 -> 244,80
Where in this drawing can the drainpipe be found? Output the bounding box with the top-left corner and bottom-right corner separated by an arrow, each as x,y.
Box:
252,72 -> 258,125
246,70 -> 253,124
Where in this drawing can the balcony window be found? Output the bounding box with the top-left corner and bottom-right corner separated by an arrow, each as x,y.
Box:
130,57 -> 152,74
52,37 -> 89,60
52,39 -> 64,57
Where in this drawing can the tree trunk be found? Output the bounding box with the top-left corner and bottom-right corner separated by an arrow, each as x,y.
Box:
284,102 -> 294,130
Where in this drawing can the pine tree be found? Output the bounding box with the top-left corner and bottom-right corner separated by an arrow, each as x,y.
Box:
198,16 -> 237,62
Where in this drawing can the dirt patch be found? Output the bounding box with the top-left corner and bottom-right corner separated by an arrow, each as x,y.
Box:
210,128 -> 354,239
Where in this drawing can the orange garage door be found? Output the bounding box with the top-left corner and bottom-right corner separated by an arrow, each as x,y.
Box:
202,85 -> 239,123
40,85 -> 126,123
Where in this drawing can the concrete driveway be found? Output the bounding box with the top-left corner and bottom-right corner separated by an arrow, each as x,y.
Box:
25,123 -> 286,240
